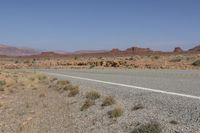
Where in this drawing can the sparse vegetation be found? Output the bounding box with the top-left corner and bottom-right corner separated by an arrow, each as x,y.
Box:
131,122 -> 162,133
24,60 -> 30,64
15,60 -> 19,64
80,99 -> 95,111
154,55 -> 160,60
0,80 -> 6,86
63,84 -> 74,91
57,80 -> 70,86
192,60 -> 200,66
0,80 -> 6,91
36,74 -> 47,81
170,58 -> 182,62
102,96 -> 115,106
108,104 -> 124,118
39,93 -> 46,98
68,86 -> 79,97
86,90 -> 100,100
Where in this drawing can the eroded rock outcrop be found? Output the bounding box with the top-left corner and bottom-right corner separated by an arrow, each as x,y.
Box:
125,47 -> 152,53
174,47 -> 183,53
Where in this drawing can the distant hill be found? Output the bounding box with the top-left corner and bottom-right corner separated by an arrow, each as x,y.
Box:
0,44 -> 40,56
188,44 -> 200,52
73,50 -> 108,54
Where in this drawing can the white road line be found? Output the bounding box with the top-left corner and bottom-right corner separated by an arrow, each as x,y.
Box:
45,72 -> 200,100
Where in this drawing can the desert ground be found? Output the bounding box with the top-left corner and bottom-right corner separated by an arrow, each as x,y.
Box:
1,52 -> 200,70
0,52 -> 200,133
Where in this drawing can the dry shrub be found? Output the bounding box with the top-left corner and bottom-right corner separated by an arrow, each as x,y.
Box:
108,104 -> 124,118
36,74 -> 47,81
102,96 -> 115,106
0,80 -> 6,91
68,86 -> 79,97
169,58 -> 182,62
39,93 -> 46,98
57,80 -> 70,86
0,80 -> 6,86
0,86 -> 4,91
86,90 -> 100,100
131,122 -> 162,133
80,99 -> 95,111
63,84 -> 74,91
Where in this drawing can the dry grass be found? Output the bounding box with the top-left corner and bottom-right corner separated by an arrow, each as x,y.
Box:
63,84 -> 74,91
0,80 -> 6,86
131,122 -> 162,133
57,80 -> 70,86
36,74 -> 47,81
86,90 -> 100,100
102,96 -> 115,106
108,104 -> 124,118
68,86 -> 79,97
0,80 -> 5,91
39,93 -> 46,98
80,99 -> 95,111
169,57 -> 182,62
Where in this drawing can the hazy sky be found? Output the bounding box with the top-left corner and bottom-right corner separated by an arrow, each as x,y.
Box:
0,0 -> 200,51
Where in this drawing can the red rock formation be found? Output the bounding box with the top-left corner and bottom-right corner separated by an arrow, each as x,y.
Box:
110,48 -> 120,53
174,47 -> 183,52
125,47 -> 152,53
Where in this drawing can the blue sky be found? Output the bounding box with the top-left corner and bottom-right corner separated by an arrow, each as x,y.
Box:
0,0 -> 200,51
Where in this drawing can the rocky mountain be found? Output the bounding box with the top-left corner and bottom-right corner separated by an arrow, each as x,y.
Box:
174,47 -> 183,53
188,44 -> 200,52
0,44 -> 40,56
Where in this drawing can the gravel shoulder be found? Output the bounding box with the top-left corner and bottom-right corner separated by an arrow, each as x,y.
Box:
40,68 -> 200,133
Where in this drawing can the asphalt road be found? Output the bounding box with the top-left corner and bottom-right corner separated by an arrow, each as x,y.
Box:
37,69 -> 200,132
40,69 -> 200,97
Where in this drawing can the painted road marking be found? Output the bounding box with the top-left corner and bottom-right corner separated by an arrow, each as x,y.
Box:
45,72 -> 200,100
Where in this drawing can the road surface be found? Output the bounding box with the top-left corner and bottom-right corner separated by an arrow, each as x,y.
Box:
37,69 -> 200,132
